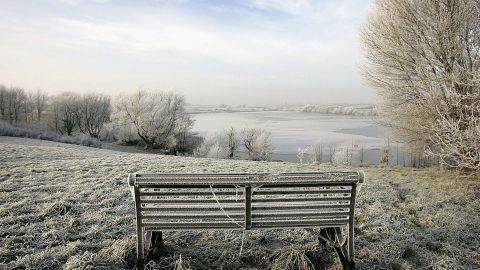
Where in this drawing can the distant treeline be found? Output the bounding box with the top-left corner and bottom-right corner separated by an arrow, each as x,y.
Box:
0,86 -> 200,153
286,104 -> 377,117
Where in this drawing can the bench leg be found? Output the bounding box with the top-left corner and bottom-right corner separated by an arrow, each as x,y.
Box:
318,227 -> 355,270
347,219 -> 355,270
136,227 -> 145,270
146,231 -> 165,261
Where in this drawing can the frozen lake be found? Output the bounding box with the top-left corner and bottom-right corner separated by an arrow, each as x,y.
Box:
192,111 -> 396,163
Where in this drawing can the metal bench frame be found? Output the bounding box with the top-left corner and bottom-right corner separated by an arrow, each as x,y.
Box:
128,171 -> 365,270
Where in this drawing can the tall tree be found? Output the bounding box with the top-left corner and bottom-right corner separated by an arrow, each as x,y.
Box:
361,0 -> 480,170
52,93 -> 80,136
35,89 -> 48,121
114,90 -> 192,149
77,94 -> 111,138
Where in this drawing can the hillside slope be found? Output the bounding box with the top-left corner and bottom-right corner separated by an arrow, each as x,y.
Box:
0,137 -> 478,269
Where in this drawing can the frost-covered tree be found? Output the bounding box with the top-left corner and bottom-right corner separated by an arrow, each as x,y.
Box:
0,85 -> 6,121
172,113 -> 195,154
242,128 -> 274,161
52,93 -> 80,136
194,133 -> 230,159
297,147 -> 309,164
225,127 -> 238,158
75,94 -> 111,138
1,87 -> 27,124
114,90 -> 192,149
194,127 -> 239,159
34,89 -> 48,122
310,140 -> 323,164
0,86 -> 49,125
361,0 -> 480,170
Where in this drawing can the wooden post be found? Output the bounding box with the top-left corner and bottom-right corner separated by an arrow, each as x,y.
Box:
245,185 -> 252,230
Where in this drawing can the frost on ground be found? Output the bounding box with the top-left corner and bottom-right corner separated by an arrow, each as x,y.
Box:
0,137 -> 479,270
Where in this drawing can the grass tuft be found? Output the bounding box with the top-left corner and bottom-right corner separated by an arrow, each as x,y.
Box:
270,245 -> 317,270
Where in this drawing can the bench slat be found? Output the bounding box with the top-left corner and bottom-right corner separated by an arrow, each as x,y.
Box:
137,173 -> 252,177
140,198 -> 244,204
141,206 -> 244,212
140,191 -> 242,196
252,197 -> 351,203
252,204 -> 350,211
252,219 -> 348,228
141,213 -> 244,220
142,222 -> 243,229
253,189 -> 351,195
136,183 -> 354,189
137,184 -> 247,188
252,211 -> 349,219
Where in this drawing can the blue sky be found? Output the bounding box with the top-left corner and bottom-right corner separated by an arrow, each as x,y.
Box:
0,0 -> 375,105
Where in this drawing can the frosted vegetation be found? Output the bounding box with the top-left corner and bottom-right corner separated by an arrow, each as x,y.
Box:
0,121 -> 102,148
0,137 -> 478,269
361,0 -> 480,170
194,128 -> 274,161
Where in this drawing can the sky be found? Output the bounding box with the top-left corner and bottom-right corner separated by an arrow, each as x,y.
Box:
0,0 -> 375,106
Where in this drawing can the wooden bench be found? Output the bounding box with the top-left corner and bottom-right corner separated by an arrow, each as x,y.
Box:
128,171 -> 365,270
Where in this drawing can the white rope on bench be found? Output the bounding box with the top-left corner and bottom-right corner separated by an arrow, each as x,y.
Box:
209,184 -> 244,228
209,184 -> 247,256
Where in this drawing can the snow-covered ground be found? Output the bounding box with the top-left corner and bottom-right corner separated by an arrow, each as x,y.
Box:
0,137 -> 479,269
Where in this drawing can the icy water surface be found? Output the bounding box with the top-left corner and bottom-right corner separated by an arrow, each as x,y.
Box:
192,111 -> 394,163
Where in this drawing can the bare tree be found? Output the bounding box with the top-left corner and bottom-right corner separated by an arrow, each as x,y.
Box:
225,127 -> 238,158
34,89 -> 48,121
0,85 -> 7,121
24,92 -> 34,123
242,128 -> 274,161
76,94 -> 111,138
0,86 -> 48,124
7,87 -> 27,124
52,93 -> 80,135
361,0 -> 480,170
310,140 -> 323,164
173,113 -> 195,154
114,90 -> 192,149
297,147 -> 309,164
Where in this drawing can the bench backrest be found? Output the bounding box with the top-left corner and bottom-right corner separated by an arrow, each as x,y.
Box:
128,171 -> 364,231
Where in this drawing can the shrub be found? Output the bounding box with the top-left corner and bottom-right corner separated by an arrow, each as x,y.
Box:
242,128 -> 274,161
194,133 -> 229,159
0,121 -> 102,148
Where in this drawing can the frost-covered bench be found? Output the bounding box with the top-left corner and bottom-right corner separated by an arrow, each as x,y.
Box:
128,171 -> 365,270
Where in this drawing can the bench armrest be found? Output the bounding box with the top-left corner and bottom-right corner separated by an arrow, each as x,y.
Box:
357,170 -> 365,192
128,173 -> 137,196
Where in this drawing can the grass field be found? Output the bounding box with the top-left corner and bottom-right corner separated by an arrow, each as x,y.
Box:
0,137 -> 479,269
